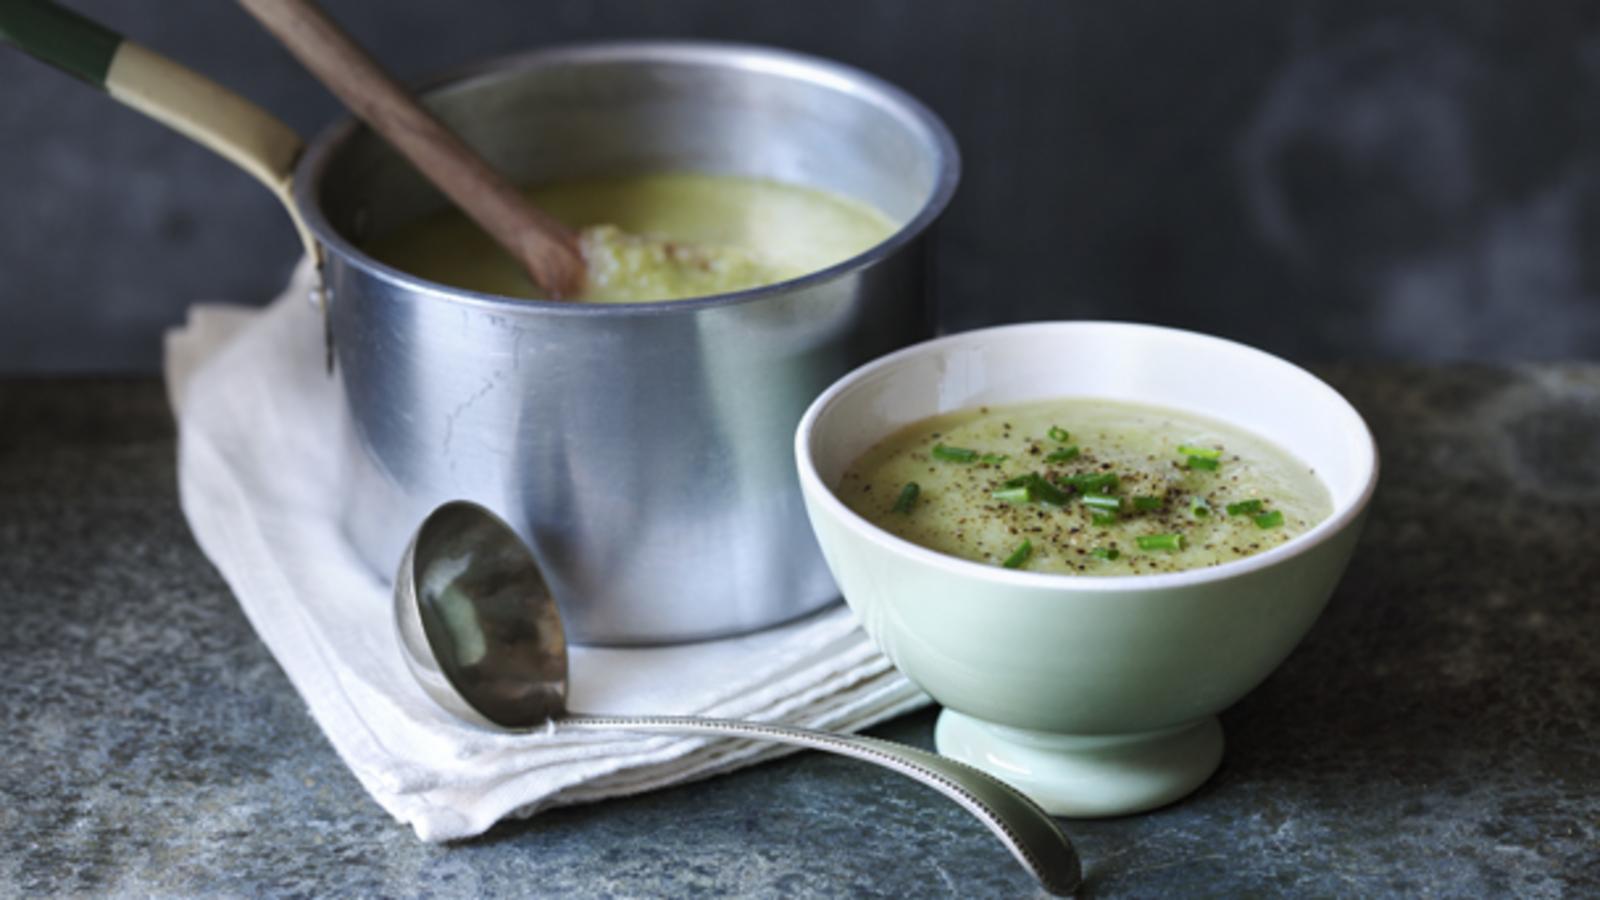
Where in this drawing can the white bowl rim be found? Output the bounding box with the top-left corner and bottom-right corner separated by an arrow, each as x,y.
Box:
794,320 -> 1381,594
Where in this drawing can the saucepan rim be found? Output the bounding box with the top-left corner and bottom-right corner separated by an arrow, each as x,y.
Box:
291,39 -> 961,317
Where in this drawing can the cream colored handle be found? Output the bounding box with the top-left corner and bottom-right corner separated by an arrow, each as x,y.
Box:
107,42 -> 319,264
235,0 -> 587,300
0,2 -> 319,265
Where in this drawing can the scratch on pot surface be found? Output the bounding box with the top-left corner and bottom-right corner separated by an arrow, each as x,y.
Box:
442,374 -> 499,460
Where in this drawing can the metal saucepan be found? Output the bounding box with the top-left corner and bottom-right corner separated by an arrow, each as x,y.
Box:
2,7 -> 960,644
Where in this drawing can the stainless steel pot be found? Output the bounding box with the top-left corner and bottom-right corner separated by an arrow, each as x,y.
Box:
0,13 -> 957,644
299,43 -> 958,643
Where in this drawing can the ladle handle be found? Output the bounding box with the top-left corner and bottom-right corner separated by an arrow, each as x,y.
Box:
234,0 -> 586,299
558,714 -> 1081,896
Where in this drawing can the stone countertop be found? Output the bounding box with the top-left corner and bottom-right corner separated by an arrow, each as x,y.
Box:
1,369 -> 1595,897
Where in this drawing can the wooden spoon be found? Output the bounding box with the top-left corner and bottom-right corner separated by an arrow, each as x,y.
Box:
236,0 -> 586,299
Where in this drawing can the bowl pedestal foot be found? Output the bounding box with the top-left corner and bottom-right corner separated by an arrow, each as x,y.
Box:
934,710 -> 1225,817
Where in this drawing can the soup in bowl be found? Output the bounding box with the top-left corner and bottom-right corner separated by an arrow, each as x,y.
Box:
795,322 -> 1378,816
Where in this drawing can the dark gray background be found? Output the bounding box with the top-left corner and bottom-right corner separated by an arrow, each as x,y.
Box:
3,0 -> 1598,373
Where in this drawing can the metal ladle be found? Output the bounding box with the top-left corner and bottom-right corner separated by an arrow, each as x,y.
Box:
394,501 -> 1082,896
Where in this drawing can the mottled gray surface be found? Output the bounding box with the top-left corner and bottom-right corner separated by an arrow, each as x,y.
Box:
4,1 -> 1600,372
1,370 -> 1596,897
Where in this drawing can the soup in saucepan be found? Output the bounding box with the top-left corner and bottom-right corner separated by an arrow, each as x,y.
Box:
365,171 -> 897,302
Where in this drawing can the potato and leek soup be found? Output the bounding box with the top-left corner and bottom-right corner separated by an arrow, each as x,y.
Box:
365,171 -> 897,302
839,398 -> 1332,576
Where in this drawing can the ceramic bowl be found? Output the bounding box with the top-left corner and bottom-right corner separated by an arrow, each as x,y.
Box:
795,322 -> 1378,816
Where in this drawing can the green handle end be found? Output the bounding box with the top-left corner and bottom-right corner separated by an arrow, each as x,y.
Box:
0,0 -> 123,87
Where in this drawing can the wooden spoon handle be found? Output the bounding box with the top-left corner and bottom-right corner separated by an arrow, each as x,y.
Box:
236,0 -> 586,299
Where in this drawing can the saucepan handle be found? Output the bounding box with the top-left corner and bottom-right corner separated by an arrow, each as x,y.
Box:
0,1 -> 324,284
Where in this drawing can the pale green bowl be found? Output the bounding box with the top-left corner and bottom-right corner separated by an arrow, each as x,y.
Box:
795,322 -> 1378,817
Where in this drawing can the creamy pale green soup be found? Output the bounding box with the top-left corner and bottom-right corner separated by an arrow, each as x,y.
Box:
365,172 -> 897,302
840,398 -> 1333,576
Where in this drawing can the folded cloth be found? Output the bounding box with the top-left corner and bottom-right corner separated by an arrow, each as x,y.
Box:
163,262 -> 927,842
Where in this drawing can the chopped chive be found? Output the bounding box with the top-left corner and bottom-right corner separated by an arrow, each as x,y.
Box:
1189,497 -> 1212,518
1225,499 -> 1263,516
1186,456 -> 1220,472
1136,533 -> 1186,551
892,482 -> 920,514
1177,444 -> 1223,460
1031,479 -> 1071,507
994,473 -> 1069,506
1048,426 -> 1071,443
1133,495 -> 1163,512
1001,539 -> 1033,569
980,453 -> 1009,465
932,443 -> 978,463
1060,472 -> 1119,493
1090,547 -> 1121,561
1091,512 -> 1118,526
1082,493 -> 1122,511
1001,473 -> 1069,506
991,485 -> 1032,504
1253,510 -> 1285,529
1044,446 -> 1081,463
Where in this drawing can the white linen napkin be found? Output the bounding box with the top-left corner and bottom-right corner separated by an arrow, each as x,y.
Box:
163,262 -> 927,842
